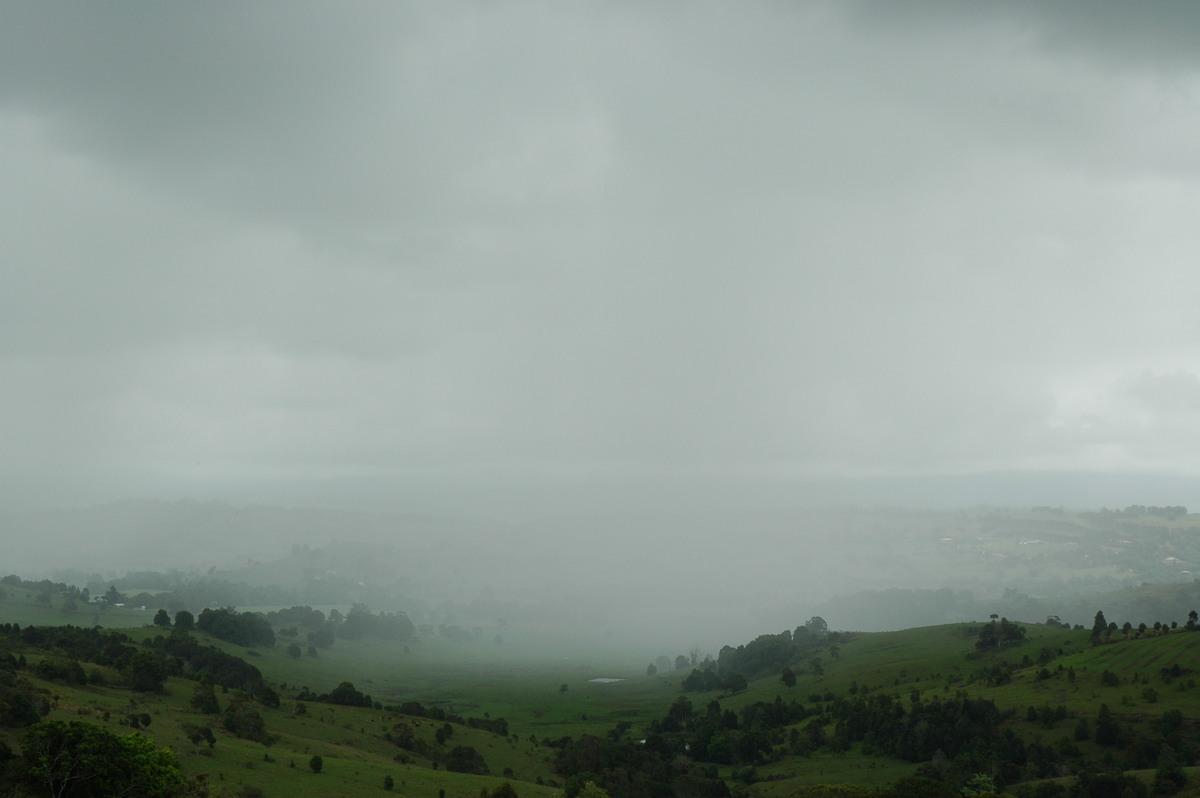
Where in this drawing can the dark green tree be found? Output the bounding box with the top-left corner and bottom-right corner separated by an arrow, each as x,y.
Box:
181,724 -> 216,754
309,754 -> 323,774
309,625 -> 335,649
881,775 -> 959,798
152,609 -> 171,627
1095,703 -> 1121,746
173,609 -> 194,630
1076,770 -> 1148,798
18,720 -> 184,798
327,681 -> 371,707
256,683 -> 280,709
780,666 -> 796,688
435,723 -> 454,744
446,745 -> 488,774
190,682 -> 220,715
223,699 -> 268,742
1157,709 -> 1184,737
0,671 -> 43,727
976,623 -> 999,651
125,651 -> 165,692
1154,744 -> 1187,795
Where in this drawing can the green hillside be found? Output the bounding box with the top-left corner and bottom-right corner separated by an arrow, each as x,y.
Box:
6,576 -> 1200,797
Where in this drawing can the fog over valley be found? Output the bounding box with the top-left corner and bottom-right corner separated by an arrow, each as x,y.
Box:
6,3 -> 1200,656
7,498 -> 1200,655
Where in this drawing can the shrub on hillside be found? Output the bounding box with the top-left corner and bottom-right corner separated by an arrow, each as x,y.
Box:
445,745 -> 488,774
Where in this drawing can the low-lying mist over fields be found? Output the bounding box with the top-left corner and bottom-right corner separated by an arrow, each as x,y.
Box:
8,494 -> 1200,656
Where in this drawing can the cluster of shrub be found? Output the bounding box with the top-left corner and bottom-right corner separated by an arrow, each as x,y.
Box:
553,671 -> 1192,797
383,722 -> 491,775
196,607 -> 277,648
550,693 -> 822,795
0,622 -> 267,698
89,560 -> 427,627
0,720 -> 191,798
974,616 -> 1028,651
370,699 -> 507,776
3,571 -> 421,647
295,680 -> 376,707
193,603 -> 416,652
565,610 -> 1200,798
0,657 -> 44,728
712,618 -> 836,679
680,668 -> 748,694
378,699 -> 509,735
1086,504 -> 1189,520
0,622 -> 287,795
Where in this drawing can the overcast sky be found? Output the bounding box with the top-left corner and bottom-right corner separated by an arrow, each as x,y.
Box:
5,2 -> 1200,514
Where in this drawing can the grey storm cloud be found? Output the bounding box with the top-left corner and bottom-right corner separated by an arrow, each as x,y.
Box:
4,1 -> 1200,511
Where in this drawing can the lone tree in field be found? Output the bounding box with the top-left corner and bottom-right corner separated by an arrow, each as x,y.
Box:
780,666 -> 797,688
445,745 -> 489,775
309,754 -> 323,774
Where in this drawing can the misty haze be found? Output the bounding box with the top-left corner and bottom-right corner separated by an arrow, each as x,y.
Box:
4,4 -> 1200,797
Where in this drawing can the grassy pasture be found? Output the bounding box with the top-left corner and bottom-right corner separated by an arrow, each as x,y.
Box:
133,627 -> 660,712
0,585 -> 151,628
120,621 -> 681,781
11,589 -> 1200,797
7,666 -> 564,798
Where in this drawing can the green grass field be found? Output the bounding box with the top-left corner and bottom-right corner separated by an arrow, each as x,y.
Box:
9,581 -> 1200,797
